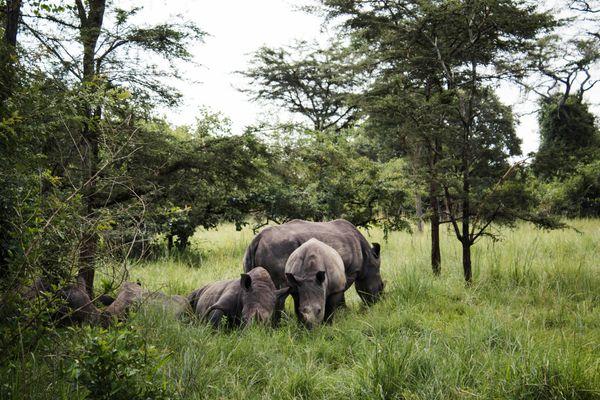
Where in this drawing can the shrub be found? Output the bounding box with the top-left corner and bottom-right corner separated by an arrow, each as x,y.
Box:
540,158 -> 600,217
67,323 -> 173,400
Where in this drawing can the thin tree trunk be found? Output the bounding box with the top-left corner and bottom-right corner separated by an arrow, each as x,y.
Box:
429,183 -> 441,275
76,0 -> 106,298
1,0 -> 22,109
461,129 -> 471,284
78,227 -> 97,297
428,135 -> 442,276
78,104 -> 101,298
415,193 -> 424,233
167,234 -> 174,253
462,239 -> 472,283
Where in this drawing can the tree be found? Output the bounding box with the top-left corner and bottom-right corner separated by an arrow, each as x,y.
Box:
242,39 -> 410,233
0,0 -> 22,112
0,0 -> 22,282
540,158 -> 600,217
242,41 -> 361,132
321,0 -> 558,282
241,125 -> 409,233
138,115 -> 268,252
360,74 -> 452,274
14,2 -> 204,296
533,95 -> 600,179
522,33 -> 599,110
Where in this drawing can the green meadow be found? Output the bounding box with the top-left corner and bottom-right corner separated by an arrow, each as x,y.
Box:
6,220 -> 600,399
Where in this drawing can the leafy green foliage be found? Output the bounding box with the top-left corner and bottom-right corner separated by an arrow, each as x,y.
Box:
244,127 -> 410,232
320,0 -> 561,280
539,158 -> 600,217
533,95 -> 600,179
67,323 -> 173,400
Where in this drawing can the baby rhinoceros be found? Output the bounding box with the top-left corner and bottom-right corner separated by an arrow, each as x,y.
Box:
285,238 -> 347,328
188,267 -> 288,328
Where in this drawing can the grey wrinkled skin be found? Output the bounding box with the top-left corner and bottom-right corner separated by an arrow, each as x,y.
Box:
103,281 -> 144,319
285,239 -> 346,328
188,267 -> 288,328
57,283 -> 105,325
243,219 -> 383,324
20,279 -> 189,326
103,282 -> 192,321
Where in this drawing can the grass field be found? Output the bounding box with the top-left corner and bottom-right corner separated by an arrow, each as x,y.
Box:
5,220 -> 600,399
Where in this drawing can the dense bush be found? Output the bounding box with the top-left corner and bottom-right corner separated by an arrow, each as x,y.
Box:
533,96 -> 600,180
67,324 -> 173,400
243,128 -> 411,233
539,158 -> 600,217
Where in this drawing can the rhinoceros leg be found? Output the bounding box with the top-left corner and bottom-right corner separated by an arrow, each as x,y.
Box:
290,292 -> 302,324
207,309 -> 225,329
324,292 -> 345,323
271,291 -> 288,327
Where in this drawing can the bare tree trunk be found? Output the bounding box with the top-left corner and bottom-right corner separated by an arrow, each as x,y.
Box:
429,187 -> 441,276
462,239 -> 472,283
1,0 -> 22,108
76,0 -> 106,298
428,136 -> 442,276
461,128 -> 472,284
415,193 -> 424,233
2,0 -> 20,47
167,234 -> 174,253
78,107 -> 100,298
0,0 -> 22,280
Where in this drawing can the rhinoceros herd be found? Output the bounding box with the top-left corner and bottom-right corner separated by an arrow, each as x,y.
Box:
189,219 -> 383,329
24,219 -> 384,329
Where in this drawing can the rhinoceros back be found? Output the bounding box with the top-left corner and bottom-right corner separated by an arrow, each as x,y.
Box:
243,219 -> 367,289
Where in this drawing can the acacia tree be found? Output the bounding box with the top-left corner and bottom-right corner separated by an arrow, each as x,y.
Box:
16,2 -> 204,296
321,0 -> 558,282
519,1 -> 600,114
360,73 -> 451,274
242,41 -> 361,132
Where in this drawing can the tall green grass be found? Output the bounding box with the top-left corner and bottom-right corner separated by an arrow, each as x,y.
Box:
3,220 -> 599,399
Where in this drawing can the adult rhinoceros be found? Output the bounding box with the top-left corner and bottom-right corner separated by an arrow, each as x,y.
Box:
285,238 -> 347,328
243,219 -> 383,319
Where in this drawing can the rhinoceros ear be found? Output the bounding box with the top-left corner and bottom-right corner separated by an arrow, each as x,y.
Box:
371,242 -> 381,259
286,273 -> 301,288
240,273 -> 252,291
316,270 -> 326,285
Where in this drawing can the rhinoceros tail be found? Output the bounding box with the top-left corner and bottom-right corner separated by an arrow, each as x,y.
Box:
243,234 -> 261,272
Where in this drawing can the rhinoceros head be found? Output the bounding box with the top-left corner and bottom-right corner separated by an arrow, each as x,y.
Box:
355,242 -> 384,305
286,270 -> 327,328
239,267 -> 287,326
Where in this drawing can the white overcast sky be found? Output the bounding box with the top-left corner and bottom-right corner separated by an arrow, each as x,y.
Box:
136,0 -> 598,155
